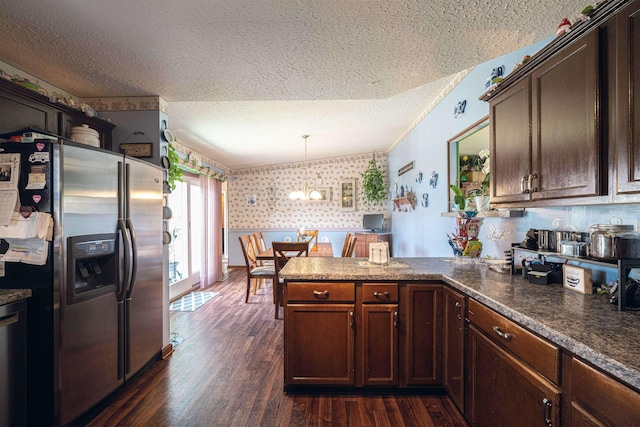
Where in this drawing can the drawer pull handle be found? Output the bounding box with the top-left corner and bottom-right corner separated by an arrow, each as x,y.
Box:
373,291 -> 390,298
313,290 -> 329,298
541,397 -> 552,427
492,325 -> 512,341
529,173 -> 538,193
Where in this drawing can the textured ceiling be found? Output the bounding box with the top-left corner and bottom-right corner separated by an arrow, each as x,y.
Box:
0,0 -> 587,169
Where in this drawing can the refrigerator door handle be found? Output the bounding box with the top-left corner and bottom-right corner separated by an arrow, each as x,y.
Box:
117,218 -> 132,301
117,161 -> 133,301
125,218 -> 138,299
124,163 -> 138,298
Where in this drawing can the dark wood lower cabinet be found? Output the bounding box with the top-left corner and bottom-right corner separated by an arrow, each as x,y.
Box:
443,286 -> 465,411
284,303 -> 355,386
570,357 -> 640,426
465,324 -> 561,426
399,283 -> 442,386
361,304 -> 398,386
284,281 -> 440,389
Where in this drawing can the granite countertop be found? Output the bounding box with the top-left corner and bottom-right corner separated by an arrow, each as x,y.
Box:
0,289 -> 32,305
280,257 -> 640,390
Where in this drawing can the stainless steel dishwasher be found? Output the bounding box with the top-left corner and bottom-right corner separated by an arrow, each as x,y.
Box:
0,300 -> 26,427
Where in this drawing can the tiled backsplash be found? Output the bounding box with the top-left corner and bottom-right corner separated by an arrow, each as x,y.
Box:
229,153 -> 388,229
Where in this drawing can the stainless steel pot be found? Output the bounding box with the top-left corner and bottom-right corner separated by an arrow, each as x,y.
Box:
615,231 -> 640,259
589,224 -> 633,259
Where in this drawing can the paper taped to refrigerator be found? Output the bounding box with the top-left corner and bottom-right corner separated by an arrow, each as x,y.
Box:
0,211 -> 53,240
0,238 -> 48,265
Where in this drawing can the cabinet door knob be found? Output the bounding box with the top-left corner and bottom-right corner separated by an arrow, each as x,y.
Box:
492,325 -> 512,341
349,311 -> 354,327
455,301 -> 462,320
393,311 -> 398,327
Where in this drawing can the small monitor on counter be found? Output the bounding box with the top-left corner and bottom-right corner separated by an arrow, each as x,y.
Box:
363,214 -> 384,232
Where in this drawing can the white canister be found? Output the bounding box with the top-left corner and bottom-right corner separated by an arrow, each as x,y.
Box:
70,124 -> 100,147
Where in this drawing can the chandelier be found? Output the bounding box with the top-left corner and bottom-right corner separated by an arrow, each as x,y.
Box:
289,135 -> 322,200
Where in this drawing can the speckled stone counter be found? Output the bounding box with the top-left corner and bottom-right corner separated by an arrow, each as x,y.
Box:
0,289 -> 32,305
280,257 -> 640,390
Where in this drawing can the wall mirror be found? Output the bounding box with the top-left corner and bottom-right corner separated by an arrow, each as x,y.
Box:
447,116 -> 489,210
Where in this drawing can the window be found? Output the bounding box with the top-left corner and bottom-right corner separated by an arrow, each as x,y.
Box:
168,173 -> 203,299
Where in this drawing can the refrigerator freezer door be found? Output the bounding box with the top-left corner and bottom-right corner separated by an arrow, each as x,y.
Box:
124,156 -> 163,378
56,143 -> 123,425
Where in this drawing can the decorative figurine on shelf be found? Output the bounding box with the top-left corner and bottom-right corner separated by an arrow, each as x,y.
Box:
513,54 -> 531,71
556,18 -> 572,36
485,66 -> 504,89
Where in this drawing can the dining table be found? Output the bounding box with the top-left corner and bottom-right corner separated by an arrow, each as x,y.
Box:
257,242 -> 333,261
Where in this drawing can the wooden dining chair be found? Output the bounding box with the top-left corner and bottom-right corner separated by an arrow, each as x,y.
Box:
252,231 -> 273,265
343,234 -> 357,258
297,229 -> 318,247
272,241 -> 309,319
239,235 -> 275,303
341,232 -> 354,257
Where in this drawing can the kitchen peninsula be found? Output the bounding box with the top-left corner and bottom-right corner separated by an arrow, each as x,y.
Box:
280,257 -> 640,425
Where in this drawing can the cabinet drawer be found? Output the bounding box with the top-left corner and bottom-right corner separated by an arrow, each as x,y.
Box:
287,282 -> 355,302
467,299 -> 560,384
362,283 -> 398,303
571,357 -> 640,425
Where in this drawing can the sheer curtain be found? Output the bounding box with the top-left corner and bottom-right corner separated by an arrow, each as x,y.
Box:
199,174 -> 223,288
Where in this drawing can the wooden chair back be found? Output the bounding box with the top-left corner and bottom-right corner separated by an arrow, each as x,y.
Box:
272,241 -> 309,318
296,229 -> 318,247
239,235 -> 276,303
343,234 -> 357,258
253,231 -> 267,253
341,232 -> 354,257
239,235 -> 258,269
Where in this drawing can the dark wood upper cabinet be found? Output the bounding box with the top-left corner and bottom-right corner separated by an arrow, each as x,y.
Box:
530,30 -> 600,200
489,77 -> 532,204
0,80 -> 57,135
0,78 -> 114,149
488,29 -> 601,205
615,0 -> 640,196
58,112 -> 114,151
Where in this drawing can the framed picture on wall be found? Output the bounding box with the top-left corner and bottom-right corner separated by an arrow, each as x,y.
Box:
340,179 -> 356,211
312,187 -> 331,202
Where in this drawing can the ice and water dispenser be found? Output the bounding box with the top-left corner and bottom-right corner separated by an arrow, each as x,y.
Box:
67,234 -> 117,304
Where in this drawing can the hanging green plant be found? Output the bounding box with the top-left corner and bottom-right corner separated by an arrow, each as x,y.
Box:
361,155 -> 387,207
167,142 -> 183,191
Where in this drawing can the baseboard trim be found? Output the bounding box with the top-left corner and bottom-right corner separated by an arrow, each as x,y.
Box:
161,343 -> 174,359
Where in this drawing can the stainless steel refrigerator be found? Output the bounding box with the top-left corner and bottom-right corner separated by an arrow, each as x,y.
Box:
0,140 -> 163,426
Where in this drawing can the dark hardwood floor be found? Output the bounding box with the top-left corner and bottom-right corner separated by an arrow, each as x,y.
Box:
86,267 -> 468,427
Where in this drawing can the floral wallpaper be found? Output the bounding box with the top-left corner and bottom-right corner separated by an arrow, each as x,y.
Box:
229,153 -> 388,229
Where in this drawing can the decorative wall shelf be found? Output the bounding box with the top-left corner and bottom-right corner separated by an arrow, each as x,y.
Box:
393,192 -> 416,212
